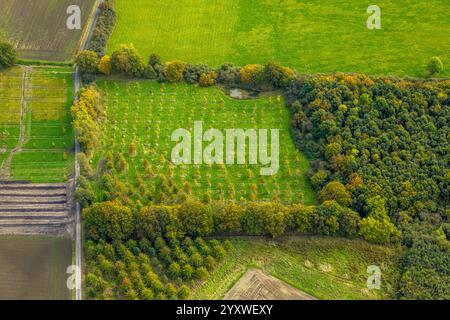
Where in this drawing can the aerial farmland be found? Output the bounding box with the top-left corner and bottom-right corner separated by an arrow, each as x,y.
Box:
0,0 -> 449,306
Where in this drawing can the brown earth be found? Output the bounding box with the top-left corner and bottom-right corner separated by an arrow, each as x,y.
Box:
0,181 -> 74,236
0,235 -> 72,299
224,269 -> 318,300
0,0 -> 97,61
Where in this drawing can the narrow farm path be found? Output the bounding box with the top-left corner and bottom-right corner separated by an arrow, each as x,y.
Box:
0,66 -> 31,179
73,0 -> 105,300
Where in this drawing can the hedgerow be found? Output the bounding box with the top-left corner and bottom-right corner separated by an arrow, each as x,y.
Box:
82,197 -> 361,240
87,0 -> 117,56
71,85 -> 104,157
77,44 -> 298,90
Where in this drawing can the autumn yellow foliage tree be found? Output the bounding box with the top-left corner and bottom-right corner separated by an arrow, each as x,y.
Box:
239,64 -> 265,85
165,60 -> 186,82
71,86 -> 103,157
111,44 -> 145,77
199,71 -> 217,87
98,55 -> 112,75
319,181 -> 352,207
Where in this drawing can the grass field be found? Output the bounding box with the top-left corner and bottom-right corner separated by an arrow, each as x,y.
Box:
0,236 -> 72,300
108,0 -> 450,77
0,0 -> 97,61
96,80 -> 315,204
0,66 -> 75,182
191,236 -> 402,300
0,66 -> 22,152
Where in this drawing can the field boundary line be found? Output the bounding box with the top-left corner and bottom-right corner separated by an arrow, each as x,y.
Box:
73,0 -> 104,301
78,0 -> 101,52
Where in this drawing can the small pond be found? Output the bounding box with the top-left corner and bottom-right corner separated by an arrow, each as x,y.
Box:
229,88 -> 260,100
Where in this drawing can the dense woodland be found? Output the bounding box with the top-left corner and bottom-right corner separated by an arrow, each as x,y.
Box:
286,75 -> 450,299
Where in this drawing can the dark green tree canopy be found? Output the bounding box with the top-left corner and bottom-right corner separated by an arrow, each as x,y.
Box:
0,41 -> 17,69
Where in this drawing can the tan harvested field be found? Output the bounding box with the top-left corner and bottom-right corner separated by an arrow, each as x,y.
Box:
224,269 -> 318,300
0,0 -> 97,61
0,236 -> 72,299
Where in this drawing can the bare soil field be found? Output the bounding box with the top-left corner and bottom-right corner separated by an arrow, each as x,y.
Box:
0,235 -> 72,299
0,0 -> 97,61
0,181 -> 74,236
224,269 -> 317,300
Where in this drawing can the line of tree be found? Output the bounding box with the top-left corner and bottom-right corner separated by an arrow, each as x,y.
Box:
86,0 -> 116,56
76,0 -> 116,83
76,44 -> 298,90
82,197 -> 395,243
71,85 -> 104,158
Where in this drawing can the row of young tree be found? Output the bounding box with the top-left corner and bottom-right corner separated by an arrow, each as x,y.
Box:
85,236 -> 231,300
397,238 -> 450,299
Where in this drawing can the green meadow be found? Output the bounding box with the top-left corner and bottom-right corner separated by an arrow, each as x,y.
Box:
108,0 -> 450,77
96,80 -> 316,204
191,236 -> 402,300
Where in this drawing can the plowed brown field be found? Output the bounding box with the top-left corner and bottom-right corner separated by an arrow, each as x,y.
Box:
0,0 -> 97,61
